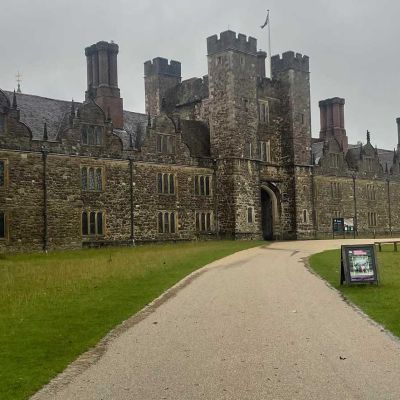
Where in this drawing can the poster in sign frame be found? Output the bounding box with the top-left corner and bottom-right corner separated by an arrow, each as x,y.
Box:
340,244 -> 379,285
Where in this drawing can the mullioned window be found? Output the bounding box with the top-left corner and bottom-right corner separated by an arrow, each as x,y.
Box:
82,211 -> 104,236
81,166 -> 103,191
81,125 -> 103,146
157,211 -> 176,233
194,175 -> 211,196
157,173 -> 175,194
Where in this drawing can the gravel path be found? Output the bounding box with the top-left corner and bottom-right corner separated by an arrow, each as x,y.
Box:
32,239 -> 400,399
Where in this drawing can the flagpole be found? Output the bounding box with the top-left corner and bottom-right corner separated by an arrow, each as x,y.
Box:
267,10 -> 271,78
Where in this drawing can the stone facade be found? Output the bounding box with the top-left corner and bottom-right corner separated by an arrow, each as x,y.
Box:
1,31 -> 400,252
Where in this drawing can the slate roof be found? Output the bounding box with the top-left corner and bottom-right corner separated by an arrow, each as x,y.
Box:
181,120 -> 210,157
312,139 -> 394,170
3,91 -> 147,149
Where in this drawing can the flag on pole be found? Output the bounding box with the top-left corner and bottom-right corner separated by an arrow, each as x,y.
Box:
261,11 -> 269,29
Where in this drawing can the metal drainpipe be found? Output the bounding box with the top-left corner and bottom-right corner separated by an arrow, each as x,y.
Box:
41,147 -> 48,252
352,173 -> 357,238
387,178 -> 392,237
129,157 -> 135,244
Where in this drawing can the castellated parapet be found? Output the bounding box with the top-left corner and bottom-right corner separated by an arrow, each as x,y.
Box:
207,30 -> 257,55
144,58 -> 181,78
271,51 -> 309,73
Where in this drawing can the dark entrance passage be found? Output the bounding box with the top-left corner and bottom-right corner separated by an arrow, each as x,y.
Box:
261,189 -> 273,240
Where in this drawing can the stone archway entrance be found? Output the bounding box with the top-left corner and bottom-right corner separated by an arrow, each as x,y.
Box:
261,189 -> 273,240
260,185 -> 281,240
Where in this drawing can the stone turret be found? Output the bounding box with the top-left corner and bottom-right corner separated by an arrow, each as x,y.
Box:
144,57 -> 181,117
85,41 -> 124,129
271,51 -> 311,165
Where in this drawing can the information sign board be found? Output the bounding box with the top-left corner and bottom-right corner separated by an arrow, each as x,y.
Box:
340,244 -> 379,285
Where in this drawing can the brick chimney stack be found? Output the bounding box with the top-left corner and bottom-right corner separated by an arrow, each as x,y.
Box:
85,41 -> 124,129
319,97 -> 348,153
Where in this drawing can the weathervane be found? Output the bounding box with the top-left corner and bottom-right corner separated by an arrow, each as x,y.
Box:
16,71 -> 22,93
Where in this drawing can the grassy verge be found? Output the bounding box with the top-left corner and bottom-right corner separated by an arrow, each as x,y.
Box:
309,246 -> 400,338
0,240 -> 263,400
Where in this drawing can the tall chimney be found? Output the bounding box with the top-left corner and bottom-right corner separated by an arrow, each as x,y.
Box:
319,97 -> 348,153
85,41 -> 124,129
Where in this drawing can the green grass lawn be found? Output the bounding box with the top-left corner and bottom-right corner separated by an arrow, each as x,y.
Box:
309,246 -> 400,339
0,240 -> 263,400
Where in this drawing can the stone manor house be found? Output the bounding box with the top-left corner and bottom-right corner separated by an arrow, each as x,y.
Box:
1,30 -> 400,252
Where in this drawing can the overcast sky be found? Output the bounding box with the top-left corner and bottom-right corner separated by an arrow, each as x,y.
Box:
1,0 -> 399,149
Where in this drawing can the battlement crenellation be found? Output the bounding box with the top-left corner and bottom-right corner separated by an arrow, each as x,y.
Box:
271,51 -> 309,73
144,57 -> 181,78
207,30 -> 257,55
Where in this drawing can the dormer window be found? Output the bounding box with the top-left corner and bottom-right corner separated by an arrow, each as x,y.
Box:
156,134 -> 175,154
365,157 -> 373,171
81,125 -> 103,146
330,153 -> 339,168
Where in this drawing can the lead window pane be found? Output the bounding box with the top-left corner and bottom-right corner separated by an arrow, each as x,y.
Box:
89,212 -> 96,235
169,174 -> 174,194
95,168 -> 102,191
97,212 -> 103,235
82,212 -> 88,236
170,212 -> 175,233
89,168 -> 95,190
163,174 -> 169,193
164,212 -> 169,233
205,177 -> 210,196
206,213 -> 211,230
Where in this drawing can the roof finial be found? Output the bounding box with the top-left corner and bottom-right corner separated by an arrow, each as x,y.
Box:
16,72 -> 22,94
366,130 -> 371,143
70,99 -> 75,116
43,122 -> 48,141
12,90 -> 17,109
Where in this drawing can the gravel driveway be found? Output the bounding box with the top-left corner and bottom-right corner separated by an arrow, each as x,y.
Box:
32,239 -> 400,399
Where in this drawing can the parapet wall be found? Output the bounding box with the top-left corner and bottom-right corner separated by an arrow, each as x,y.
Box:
144,57 -> 181,78
271,51 -> 309,73
207,30 -> 257,55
